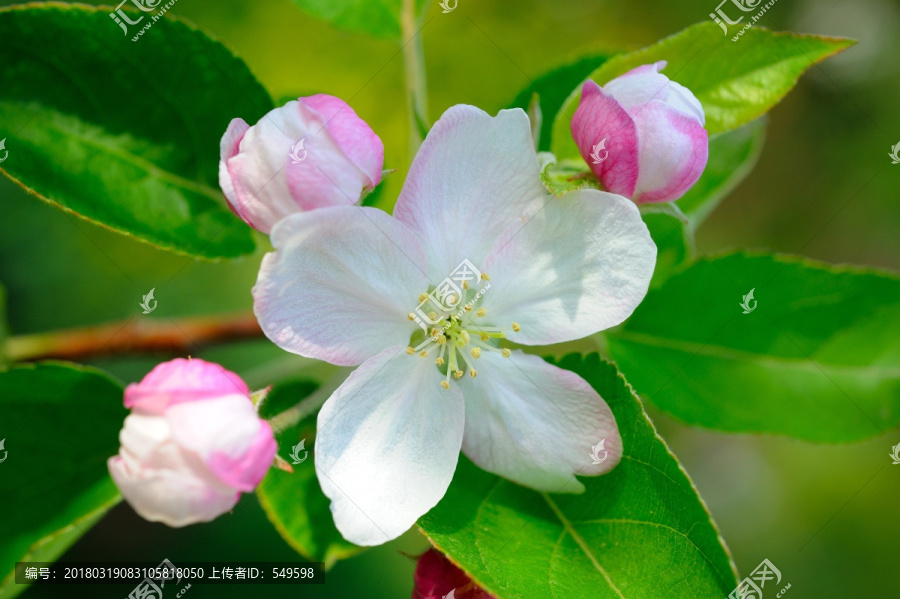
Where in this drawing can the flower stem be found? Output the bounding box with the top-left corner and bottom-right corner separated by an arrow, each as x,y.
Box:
266,370 -> 350,432
5,312 -> 265,362
401,0 -> 429,162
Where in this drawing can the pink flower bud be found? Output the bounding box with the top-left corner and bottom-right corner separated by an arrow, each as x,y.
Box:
412,549 -> 495,599
571,61 -> 708,203
219,94 -> 384,233
108,358 -> 277,527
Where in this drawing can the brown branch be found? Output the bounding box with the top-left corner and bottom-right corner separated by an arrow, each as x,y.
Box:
6,312 -> 265,363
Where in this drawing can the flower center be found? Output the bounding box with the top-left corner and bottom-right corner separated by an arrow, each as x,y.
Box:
405,273 -> 520,389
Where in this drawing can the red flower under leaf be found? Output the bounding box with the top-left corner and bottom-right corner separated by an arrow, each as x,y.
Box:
412,548 -> 494,599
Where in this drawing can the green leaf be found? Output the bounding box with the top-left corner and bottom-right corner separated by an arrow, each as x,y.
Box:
0,283 -> 8,366
0,4 -> 269,259
507,53 -> 610,152
607,253 -> 900,442
640,203 -> 690,288
551,23 -> 853,160
292,0 -> 428,39
419,354 -> 737,598
676,118 -> 767,228
0,362 -> 127,599
256,379 -> 361,568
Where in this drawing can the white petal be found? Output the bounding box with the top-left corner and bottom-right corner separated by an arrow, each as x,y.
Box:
459,351 -> 622,492
253,206 -> 429,366
109,455 -> 239,527
393,105 -> 549,280
478,190 -> 656,345
315,347 -> 465,546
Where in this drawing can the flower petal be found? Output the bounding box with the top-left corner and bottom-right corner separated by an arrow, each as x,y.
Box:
224,102 -> 312,232
393,105 -> 548,280
478,190 -> 656,345
166,395 -> 277,492
124,358 -> 249,413
315,347 -> 465,546
253,206 -> 429,366
632,100 -> 709,204
604,61 -> 705,125
298,94 -> 384,187
571,81 -> 639,197
109,454 -> 239,527
458,351 -> 622,492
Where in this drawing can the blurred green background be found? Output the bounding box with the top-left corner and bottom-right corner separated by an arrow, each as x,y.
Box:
1,0 -> 899,597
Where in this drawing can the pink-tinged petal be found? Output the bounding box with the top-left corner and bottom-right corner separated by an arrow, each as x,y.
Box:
109,455 -> 240,527
284,133 -> 369,211
605,61 -> 704,125
299,94 -> 384,187
571,81 -> 639,197
479,190 -> 656,345
124,358 -> 249,413
458,351 -> 622,492
166,395 -> 276,492
219,118 -> 249,214
632,101 -> 709,204
413,548 -> 495,599
224,102 -> 314,233
393,105 -> 548,281
315,347 -> 465,546
253,207 -> 428,367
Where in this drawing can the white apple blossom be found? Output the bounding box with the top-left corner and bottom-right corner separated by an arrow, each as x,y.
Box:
253,105 -> 657,546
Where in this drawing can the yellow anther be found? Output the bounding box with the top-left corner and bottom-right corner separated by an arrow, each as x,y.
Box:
448,294 -> 458,306
440,380 -> 450,390
471,347 -> 481,359
462,280 -> 470,290
419,350 -> 428,357
460,330 -> 470,344
512,322 -> 521,332
418,293 -> 429,302
408,312 -> 416,321
502,348 -> 511,358
464,304 -> 472,312
469,368 -> 477,378
406,347 -> 415,355
428,311 -> 438,321
454,370 -> 464,379
480,273 -> 490,281
437,334 -> 447,345
480,333 -> 490,342
476,307 -> 487,317
435,357 -> 445,366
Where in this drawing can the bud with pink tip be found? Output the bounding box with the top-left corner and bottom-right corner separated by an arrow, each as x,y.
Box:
220,94 -> 384,233
571,61 -> 708,204
108,358 -> 277,527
